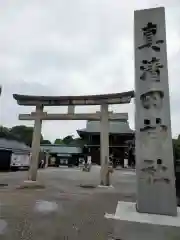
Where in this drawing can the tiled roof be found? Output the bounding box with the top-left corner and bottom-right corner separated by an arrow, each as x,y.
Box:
78,120 -> 134,134
0,138 -> 30,152
40,145 -> 82,154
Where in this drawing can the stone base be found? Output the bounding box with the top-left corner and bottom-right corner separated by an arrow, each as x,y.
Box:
98,184 -> 114,189
105,201 -> 180,240
17,180 -> 45,189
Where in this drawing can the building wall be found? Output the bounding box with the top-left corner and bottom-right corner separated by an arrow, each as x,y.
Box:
88,146 -> 128,165
89,134 -> 133,146
84,134 -> 134,165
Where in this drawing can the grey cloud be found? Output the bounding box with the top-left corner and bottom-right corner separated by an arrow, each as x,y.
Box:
0,0 -> 180,141
0,81 -> 86,141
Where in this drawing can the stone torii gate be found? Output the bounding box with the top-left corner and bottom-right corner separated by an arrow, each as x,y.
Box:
13,91 -> 134,186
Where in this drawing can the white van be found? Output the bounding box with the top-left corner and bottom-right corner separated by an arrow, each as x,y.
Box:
10,153 -> 30,170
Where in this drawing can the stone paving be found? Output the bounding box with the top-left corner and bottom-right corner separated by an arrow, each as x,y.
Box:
0,166 -> 136,240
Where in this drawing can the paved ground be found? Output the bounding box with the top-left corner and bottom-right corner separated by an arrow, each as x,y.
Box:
0,166 -> 136,240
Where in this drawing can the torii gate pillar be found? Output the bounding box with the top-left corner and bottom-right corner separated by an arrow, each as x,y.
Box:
100,103 -> 110,186
28,105 -> 43,181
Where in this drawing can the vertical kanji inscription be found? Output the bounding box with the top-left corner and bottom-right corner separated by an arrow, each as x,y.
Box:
134,7 -> 177,216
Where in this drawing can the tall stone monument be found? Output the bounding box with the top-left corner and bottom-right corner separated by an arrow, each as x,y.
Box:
135,7 -> 177,216
105,7 -> 180,240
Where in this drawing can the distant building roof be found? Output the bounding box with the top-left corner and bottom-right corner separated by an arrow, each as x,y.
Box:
40,144 -> 82,154
0,138 -> 31,152
77,119 -> 134,135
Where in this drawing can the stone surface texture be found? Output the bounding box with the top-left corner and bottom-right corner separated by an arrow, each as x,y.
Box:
100,104 -> 110,186
0,166 -> 137,240
105,201 -> 180,240
134,7 -> 177,216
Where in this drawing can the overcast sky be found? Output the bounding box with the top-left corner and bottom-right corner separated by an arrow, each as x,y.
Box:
0,0 -> 180,142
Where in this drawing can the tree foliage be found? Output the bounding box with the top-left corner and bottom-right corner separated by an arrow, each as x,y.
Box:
0,126 -> 20,141
41,139 -> 51,144
54,135 -> 84,146
0,125 -> 83,147
62,135 -> 74,144
0,125 -> 44,146
54,138 -> 63,144
9,125 -> 44,146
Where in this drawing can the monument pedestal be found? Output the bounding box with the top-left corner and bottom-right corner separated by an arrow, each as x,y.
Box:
105,201 -> 180,240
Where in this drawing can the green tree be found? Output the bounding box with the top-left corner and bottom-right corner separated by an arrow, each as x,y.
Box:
41,139 -> 51,144
54,136 -> 84,145
54,138 -> 63,144
10,125 -> 43,146
0,126 -> 10,138
0,125 -> 53,146
62,135 -> 74,145
0,126 -> 20,141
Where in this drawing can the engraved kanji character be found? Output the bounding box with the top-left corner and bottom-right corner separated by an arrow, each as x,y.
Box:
140,57 -> 164,81
140,91 -> 164,109
138,22 -> 164,51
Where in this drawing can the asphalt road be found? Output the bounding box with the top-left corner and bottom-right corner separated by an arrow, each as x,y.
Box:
0,166 -> 136,240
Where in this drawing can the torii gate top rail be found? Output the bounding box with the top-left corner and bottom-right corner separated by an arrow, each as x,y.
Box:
13,90 -> 134,106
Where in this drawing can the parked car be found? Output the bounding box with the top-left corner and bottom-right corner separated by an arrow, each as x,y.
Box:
10,153 -> 30,171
